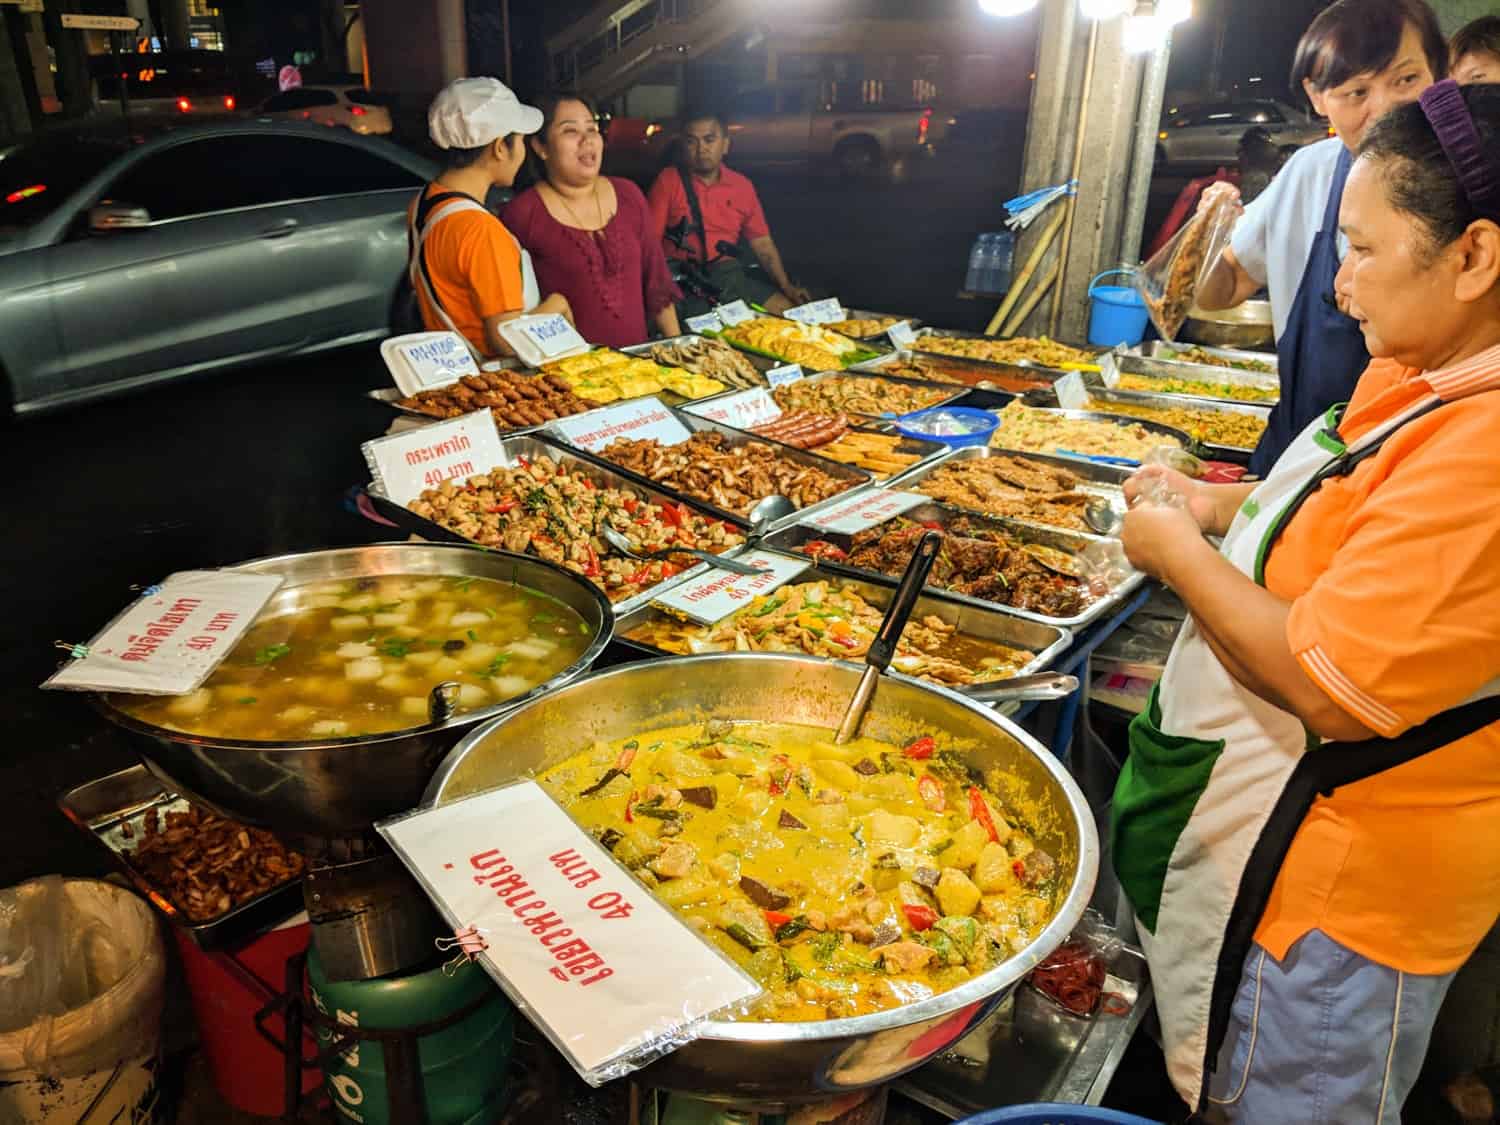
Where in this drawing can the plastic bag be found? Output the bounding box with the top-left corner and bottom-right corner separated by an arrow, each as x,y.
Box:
1133,186 -> 1239,341
0,877 -> 166,1080
1027,908 -> 1125,1017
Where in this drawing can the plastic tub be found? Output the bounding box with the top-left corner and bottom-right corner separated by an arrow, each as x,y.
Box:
893,406 -> 999,449
1087,270 -> 1149,348
955,1105 -> 1161,1124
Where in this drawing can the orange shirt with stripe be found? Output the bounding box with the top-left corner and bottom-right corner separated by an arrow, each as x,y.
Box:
1255,342 -> 1500,975
408,186 -> 526,354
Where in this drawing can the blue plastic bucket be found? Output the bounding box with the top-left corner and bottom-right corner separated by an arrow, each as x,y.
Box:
1087,269 -> 1148,347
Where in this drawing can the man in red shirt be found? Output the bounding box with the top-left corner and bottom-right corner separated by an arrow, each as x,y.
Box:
647,110 -> 810,316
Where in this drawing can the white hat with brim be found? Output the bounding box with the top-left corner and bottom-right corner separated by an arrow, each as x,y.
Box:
429,77 -> 545,150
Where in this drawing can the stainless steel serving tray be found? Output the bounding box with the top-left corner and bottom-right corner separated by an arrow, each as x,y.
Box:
884,446 -> 1128,540
1136,340 -> 1278,373
366,387 -> 549,436
908,328 -> 1106,374
773,367 -> 970,420
542,402 -> 875,531
1099,351 -> 1281,406
762,499 -> 1145,629
621,335 -> 768,392
362,433 -> 740,617
1082,386 -> 1270,463
613,557 -> 1071,692
57,765 -> 304,948
836,308 -> 923,343
991,405 -> 1192,467
851,349 -> 1069,394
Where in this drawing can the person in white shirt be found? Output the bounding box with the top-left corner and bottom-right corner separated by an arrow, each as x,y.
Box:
1194,0 -> 1447,474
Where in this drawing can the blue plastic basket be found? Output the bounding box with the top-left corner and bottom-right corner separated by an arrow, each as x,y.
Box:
955,1105 -> 1162,1125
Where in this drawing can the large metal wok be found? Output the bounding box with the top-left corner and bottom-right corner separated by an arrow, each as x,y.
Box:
422,653 -> 1098,1105
93,543 -> 613,842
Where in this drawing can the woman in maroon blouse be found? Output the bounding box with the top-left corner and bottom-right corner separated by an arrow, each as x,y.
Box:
502,93 -> 681,348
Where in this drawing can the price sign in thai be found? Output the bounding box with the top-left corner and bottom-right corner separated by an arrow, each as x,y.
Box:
362,408 -> 507,505
887,321 -> 918,349
714,300 -> 754,326
764,363 -> 804,388
379,781 -> 760,1083
685,387 -> 780,430
1098,351 -> 1120,388
44,570 -> 284,695
498,313 -> 590,365
685,311 -> 723,334
1054,370 -> 1090,410
650,551 -> 811,625
784,298 -> 845,325
549,397 -> 690,453
380,331 -> 479,396
802,489 -> 928,536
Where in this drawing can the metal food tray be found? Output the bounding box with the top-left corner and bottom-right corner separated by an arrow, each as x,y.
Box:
851,349 -> 1067,394
57,765 -> 304,949
837,308 -> 923,343
620,335 -> 768,392
541,403 -> 875,532
907,328 -> 1106,373
1083,386 -> 1270,463
528,346 -> 740,407
991,406 -> 1192,467
1136,339 -> 1278,373
613,557 -> 1071,694
363,433 -> 741,617
709,324 -> 885,371
884,446 -> 1128,540
365,388 -> 551,435
761,499 -> 1145,629
1100,351 -> 1280,405
773,368 -> 971,419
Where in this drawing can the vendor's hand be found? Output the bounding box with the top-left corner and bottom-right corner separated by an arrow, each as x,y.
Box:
1124,465 -> 1216,533
784,284 -> 813,306
1196,181 -> 1242,216
1120,502 -> 1205,581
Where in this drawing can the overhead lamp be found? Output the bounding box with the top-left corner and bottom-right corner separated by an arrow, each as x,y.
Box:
1158,0 -> 1192,25
978,0 -> 1040,16
1123,9 -> 1169,52
1080,0 -> 1132,19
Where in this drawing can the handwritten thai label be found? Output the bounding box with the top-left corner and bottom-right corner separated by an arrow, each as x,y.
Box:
44,570 -> 283,695
549,397 -> 691,453
784,298 -> 845,325
887,321 -> 917,348
685,311 -> 723,334
764,363 -> 804,388
362,409 -> 507,506
379,781 -> 760,1083
1098,351 -> 1120,388
685,387 -> 781,430
803,489 -> 928,536
498,313 -> 590,364
651,551 -> 812,625
714,300 -> 754,326
1055,370 -> 1090,410
381,331 -> 479,396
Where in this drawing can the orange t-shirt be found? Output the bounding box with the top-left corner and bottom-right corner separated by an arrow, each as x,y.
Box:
1255,344 -> 1500,974
408,186 -> 526,354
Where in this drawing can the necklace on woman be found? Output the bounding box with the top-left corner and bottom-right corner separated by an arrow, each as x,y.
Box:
549,180 -> 605,234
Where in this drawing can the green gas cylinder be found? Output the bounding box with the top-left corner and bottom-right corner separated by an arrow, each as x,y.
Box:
307,943 -> 515,1125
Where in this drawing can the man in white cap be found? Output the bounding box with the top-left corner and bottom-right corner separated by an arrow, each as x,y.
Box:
409,77 -> 572,358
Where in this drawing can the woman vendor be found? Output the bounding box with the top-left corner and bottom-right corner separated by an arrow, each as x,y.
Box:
1113,82 -> 1500,1123
1194,0 -> 1446,474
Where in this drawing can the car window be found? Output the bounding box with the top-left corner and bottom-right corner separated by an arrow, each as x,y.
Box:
265,89 -> 340,112
102,134 -> 422,220
0,135 -> 127,230
736,89 -> 776,116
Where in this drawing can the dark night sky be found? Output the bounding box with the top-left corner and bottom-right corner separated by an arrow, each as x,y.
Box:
1167,0 -> 1330,101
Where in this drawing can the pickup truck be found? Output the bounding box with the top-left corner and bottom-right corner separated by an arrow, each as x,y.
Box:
649,83 -> 946,177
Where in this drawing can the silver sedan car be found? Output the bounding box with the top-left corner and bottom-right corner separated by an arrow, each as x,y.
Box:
0,121 -> 435,415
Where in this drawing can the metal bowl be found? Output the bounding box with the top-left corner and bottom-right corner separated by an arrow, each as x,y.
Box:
422,653 -> 1099,1105
1181,299 -> 1274,350
94,543 -> 613,841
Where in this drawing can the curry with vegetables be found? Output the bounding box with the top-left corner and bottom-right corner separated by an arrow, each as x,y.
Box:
537,721 -> 1061,1022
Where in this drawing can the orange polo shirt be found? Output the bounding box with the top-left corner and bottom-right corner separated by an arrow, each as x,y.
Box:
408,186 -> 526,354
1255,343 -> 1500,974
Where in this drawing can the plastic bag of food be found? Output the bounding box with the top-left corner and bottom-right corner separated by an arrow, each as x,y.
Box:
0,876 -> 166,1080
1133,186 -> 1240,341
1027,908 -> 1124,1017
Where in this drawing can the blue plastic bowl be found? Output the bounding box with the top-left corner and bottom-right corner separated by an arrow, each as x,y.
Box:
893,406 -> 999,449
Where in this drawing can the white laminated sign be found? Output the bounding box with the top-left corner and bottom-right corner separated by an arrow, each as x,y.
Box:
685,311 -> 723,334
1054,370 -> 1090,410
380,331 -> 479,396
362,408 -> 508,506
803,489 -> 928,535
44,570 -> 284,695
684,387 -> 781,430
714,299 -> 754,326
497,314 -> 591,367
764,363 -> 804,388
549,397 -> 691,453
379,781 -> 761,1084
650,550 -> 811,624
784,298 -> 845,325
887,321 -> 917,349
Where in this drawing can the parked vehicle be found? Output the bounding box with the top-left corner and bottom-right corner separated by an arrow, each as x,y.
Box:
255,85 -> 394,136
91,50 -> 242,120
0,122 -> 434,415
1156,99 -> 1329,169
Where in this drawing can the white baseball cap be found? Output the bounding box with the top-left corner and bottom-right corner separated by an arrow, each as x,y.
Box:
428,77 -> 544,150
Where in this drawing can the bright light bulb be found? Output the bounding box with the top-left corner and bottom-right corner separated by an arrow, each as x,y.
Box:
1079,0 -> 1132,19
1123,10 -> 1169,52
979,0 -> 1040,16
1159,0 -> 1192,25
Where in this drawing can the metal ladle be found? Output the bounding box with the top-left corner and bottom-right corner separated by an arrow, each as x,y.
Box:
599,525 -> 761,577
1083,498 -> 1121,536
746,494 -> 796,546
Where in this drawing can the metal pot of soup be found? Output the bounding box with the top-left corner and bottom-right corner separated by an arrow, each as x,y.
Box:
95,543 -> 613,841
422,653 -> 1098,1105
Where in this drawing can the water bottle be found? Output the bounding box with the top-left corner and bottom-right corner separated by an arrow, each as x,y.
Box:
989,230 -> 1015,296
964,234 -> 989,294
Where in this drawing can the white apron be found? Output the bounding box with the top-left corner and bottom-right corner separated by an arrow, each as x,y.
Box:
408,191 -> 540,362
1111,394 -> 1500,1111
